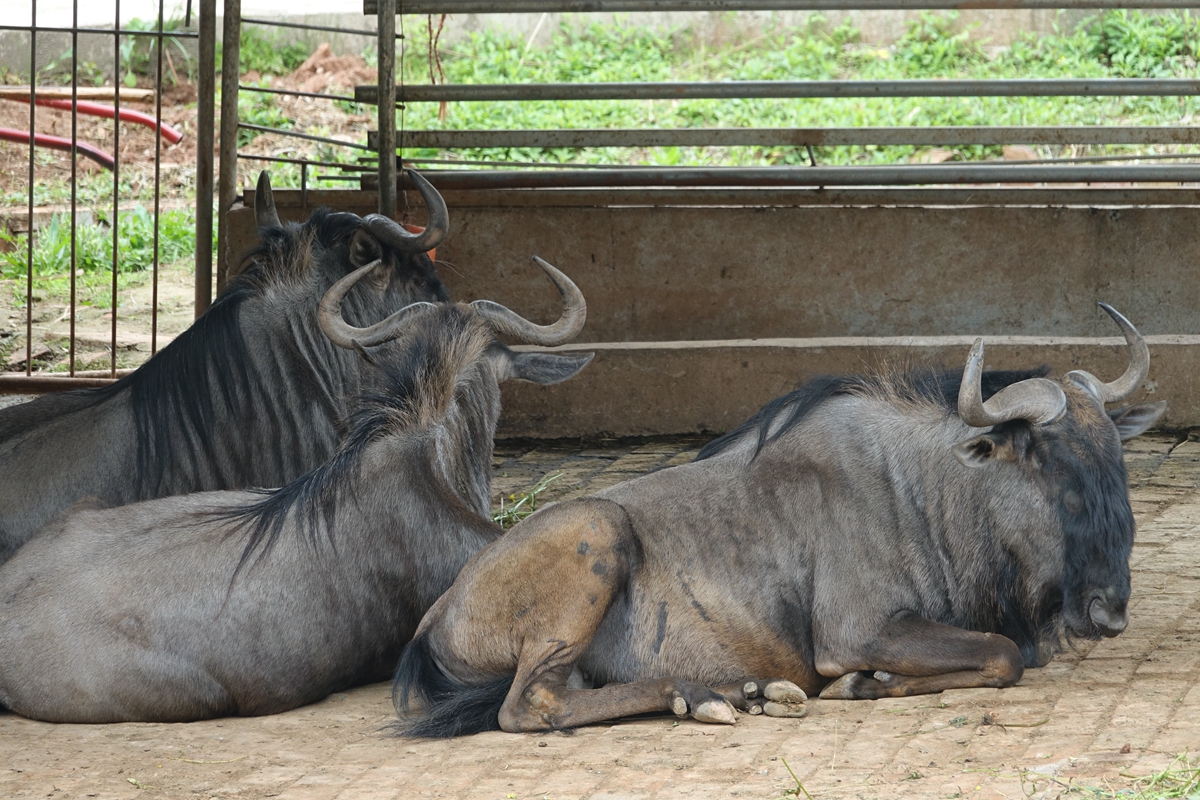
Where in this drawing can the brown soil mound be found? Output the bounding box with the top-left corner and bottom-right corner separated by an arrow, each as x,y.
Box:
284,43 -> 374,95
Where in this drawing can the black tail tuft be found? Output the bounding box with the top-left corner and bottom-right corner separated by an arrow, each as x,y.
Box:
391,632 -> 513,738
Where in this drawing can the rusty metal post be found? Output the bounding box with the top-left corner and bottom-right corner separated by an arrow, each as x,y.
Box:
217,0 -> 241,292
195,0 -> 216,316
377,0 -> 396,217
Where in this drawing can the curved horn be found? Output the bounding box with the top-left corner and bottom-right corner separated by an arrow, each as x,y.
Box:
959,338 -> 1067,427
361,170 -> 449,254
318,259 -> 436,349
255,171 -> 281,229
1065,302 -> 1149,405
469,256 -> 587,347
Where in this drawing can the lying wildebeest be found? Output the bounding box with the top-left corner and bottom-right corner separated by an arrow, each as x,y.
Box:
394,303 -> 1164,735
0,255 -> 592,723
0,170 -> 450,563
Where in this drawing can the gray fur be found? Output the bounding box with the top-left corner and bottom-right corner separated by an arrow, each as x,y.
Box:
0,204 -> 449,564
0,304 -> 590,723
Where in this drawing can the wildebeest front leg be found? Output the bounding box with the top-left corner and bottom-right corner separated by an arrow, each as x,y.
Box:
818,612 -> 1024,700
502,664 -> 738,731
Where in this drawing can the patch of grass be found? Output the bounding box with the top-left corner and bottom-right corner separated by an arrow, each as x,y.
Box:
1021,753 -> 1200,800
390,11 -> 1200,168
0,206 -> 198,308
492,472 -> 564,529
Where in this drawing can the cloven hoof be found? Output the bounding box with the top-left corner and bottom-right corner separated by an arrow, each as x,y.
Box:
817,672 -> 861,700
692,699 -> 737,725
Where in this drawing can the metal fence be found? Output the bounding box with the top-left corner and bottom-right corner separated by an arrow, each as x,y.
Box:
214,0 -> 1200,203
0,0 -> 216,393
5,0 -> 1200,390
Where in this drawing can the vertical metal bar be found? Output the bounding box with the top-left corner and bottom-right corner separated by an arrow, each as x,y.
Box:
377,0 -> 396,217
195,0 -> 216,317
217,0 -> 241,292
151,0 -> 164,355
24,0 -> 35,377
69,0 -> 78,376
111,0 -> 121,377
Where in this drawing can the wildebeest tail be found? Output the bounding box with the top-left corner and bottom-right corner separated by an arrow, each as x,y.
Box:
391,631 -> 512,738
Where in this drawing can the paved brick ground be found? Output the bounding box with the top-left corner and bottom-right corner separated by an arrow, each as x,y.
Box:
1,431 -> 1198,800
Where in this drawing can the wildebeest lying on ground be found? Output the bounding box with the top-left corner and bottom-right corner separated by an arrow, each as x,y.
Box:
394,303 -> 1164,735
0,256 -> 592,723
0,170 -> 449,564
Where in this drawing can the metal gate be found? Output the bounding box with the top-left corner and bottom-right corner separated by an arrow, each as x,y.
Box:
0,0 -> 216,393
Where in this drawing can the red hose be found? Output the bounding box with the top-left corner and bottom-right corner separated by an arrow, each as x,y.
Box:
0,127 -> 115,171
9,97 -> 183,144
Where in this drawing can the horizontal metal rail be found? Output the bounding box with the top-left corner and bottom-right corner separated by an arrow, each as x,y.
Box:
241,16 -> 390,37
237,123 -> 373,150
240,84 -> 358,103
367,0 -> 1200,11
0,24 -> 198,36
357,79 -> 1200,104
383,126 -> 1200,149
377,164 -> 1200,189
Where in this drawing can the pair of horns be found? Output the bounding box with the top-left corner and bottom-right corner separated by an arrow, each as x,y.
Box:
255,169 -> 449,256
318,256 -> 587,350
959,303 -> 1148,428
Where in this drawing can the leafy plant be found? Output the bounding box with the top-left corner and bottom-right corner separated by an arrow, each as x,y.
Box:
893,12 -> 982,73
121,14 -> 194,87
1081,10 -> 1200,77
224,25 -> 311,77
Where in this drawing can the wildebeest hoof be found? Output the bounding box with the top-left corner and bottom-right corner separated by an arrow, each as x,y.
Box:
818,671 -> 884,700
818,673 -> 859,700
671,696 -> 688,717
692,699 -> 737,725
764,680 -> 807,704
763,700 -> 808,718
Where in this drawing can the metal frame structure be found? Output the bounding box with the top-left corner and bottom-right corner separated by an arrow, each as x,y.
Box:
214,1 -> 1200,260
352,0 -> 1200,192
0,0 -> 217,394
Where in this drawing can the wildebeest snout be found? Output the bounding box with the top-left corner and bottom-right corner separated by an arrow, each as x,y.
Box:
1088,587 -> 1129,637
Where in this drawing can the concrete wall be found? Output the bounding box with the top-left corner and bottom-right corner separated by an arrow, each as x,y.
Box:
227,188 -> 1200,434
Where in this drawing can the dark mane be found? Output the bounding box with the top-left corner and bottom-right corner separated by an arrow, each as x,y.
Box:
222,307 -> 488,572
0,210 -> 363,492
695,365 -> 1051,462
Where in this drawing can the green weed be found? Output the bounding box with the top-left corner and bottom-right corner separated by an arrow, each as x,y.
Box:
224,25 -> 311,77
0,206 -> 197,307
492,472 -> 564,529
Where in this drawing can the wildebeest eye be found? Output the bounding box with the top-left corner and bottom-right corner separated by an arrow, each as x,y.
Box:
1063,490 -> 1084,514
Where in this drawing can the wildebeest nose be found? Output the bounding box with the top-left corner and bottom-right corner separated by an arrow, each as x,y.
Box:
1088,595 -> 1129,637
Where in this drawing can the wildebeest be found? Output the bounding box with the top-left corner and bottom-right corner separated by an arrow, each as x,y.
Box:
0,170 -> 450,563
0,255 -> 592,723
394,304 -> 1164,735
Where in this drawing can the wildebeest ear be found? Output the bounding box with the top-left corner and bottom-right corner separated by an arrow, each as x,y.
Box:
952,432 -> 1016,469
1108,401 -> 1166,441
510,352 -> 594,385
349,227 -> 383,268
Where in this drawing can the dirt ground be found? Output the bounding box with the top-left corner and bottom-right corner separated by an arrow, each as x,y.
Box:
0,428 -> 1197,799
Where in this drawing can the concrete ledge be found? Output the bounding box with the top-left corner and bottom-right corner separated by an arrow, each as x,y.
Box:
498,336 -> 1200,437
